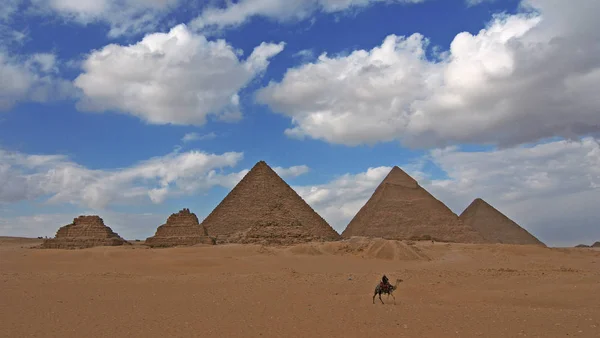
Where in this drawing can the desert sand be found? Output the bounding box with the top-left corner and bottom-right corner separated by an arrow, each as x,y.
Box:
1,236 -> 599,338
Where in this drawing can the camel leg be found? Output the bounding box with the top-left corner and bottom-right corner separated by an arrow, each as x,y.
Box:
390,293 -> 396,304
379,293 -> 384,304
372,293 -> 376,304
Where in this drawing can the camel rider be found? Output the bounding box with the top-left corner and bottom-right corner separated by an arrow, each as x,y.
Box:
381,275 -> 390,290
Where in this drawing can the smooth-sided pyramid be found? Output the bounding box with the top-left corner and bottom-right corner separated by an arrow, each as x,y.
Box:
341,166 -> 485,243
200,161 -> 340,245
40,215 -> 130,249
145,208 -> 215,247
459,198 -> 546,246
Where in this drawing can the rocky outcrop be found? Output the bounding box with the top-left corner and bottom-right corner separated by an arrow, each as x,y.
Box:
40,215 -> 130,249
201,161 -> 340,245
145,208 -> 214,247
342,166 -> 485,243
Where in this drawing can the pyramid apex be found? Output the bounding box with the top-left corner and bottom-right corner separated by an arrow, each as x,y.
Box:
464,198 -> 495,213
469,198 -> 487,206
252,160 -> 271,168
382,166 -> 418,188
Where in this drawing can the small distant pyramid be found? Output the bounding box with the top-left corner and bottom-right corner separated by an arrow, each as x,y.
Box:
145,208 -> 215,247
200,161 -> 340,245
592,241 -> 600,248
342,166 -> 485,243
459,198 -> 545,246
40,215 -> 130,249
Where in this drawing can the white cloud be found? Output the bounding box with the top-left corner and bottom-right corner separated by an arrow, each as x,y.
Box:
74,24 -> 284,126
293,166 -> 393,233
273,165 -> 310,178
182,132 -> 217,143
292,137 -> 600,246
28,0 -> 181,37
257,0 -> 600,148
465,0 -> 495,6
0,51 -> 73,111
0,0 -> 21,21
292,49 -> 315,63
190,0 -> 425,32
0,147 -> 245,209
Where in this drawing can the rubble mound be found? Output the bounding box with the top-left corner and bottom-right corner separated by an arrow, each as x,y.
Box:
287,236 -> 431,261
459,198 -> 545,246
145,208 -> 215,247
342,166 -> 485,243
40,215 -> 130,249
592,242 -> 600,248
201,161 -> 340,245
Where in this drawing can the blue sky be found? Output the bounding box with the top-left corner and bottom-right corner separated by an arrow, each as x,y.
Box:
1,0 -> 599,247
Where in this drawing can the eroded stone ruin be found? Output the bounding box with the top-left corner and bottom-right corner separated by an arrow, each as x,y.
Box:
40,215 -> 130,249
145,208 -> 214,247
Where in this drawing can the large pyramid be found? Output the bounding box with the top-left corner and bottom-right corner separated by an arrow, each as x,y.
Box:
145,208 -> 215,247
200,161 -> 340,245
459,198 -> 545,246
40,215 -> 130,249
341,166 -> 485,243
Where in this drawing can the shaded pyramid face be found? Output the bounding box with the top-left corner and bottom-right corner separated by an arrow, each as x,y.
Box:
145,208 -> 215,247
459,198 -> 546,246
201,161 -> 340,245
40,215 -> 130,249
342,166 -> 485,243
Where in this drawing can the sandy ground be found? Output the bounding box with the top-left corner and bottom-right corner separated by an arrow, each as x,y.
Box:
1,236 -> 599,338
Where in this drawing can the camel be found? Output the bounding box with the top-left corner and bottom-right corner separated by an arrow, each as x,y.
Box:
373,278 -> 403,304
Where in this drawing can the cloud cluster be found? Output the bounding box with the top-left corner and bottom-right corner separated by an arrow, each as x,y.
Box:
0,148 -> 244,208
292,137 -> 600,246
0,52 -> 73,111
28,0 -> 181,37
257,0 -> 600,148
74,24 -> 284,126
191,0 -> 425,32
181,132 -> 217,143
0,146 -> 312,210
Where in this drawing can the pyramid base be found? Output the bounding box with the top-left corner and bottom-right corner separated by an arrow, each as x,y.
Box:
144,236 -> 215,248
215,226 -> 341,246
39,237 -> 131,249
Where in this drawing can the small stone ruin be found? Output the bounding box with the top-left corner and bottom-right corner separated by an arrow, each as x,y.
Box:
145,208 -> 215,247
40,215 -> 130,249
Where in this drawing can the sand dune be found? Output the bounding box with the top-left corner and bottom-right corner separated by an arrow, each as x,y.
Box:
1,237 -> 599,337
